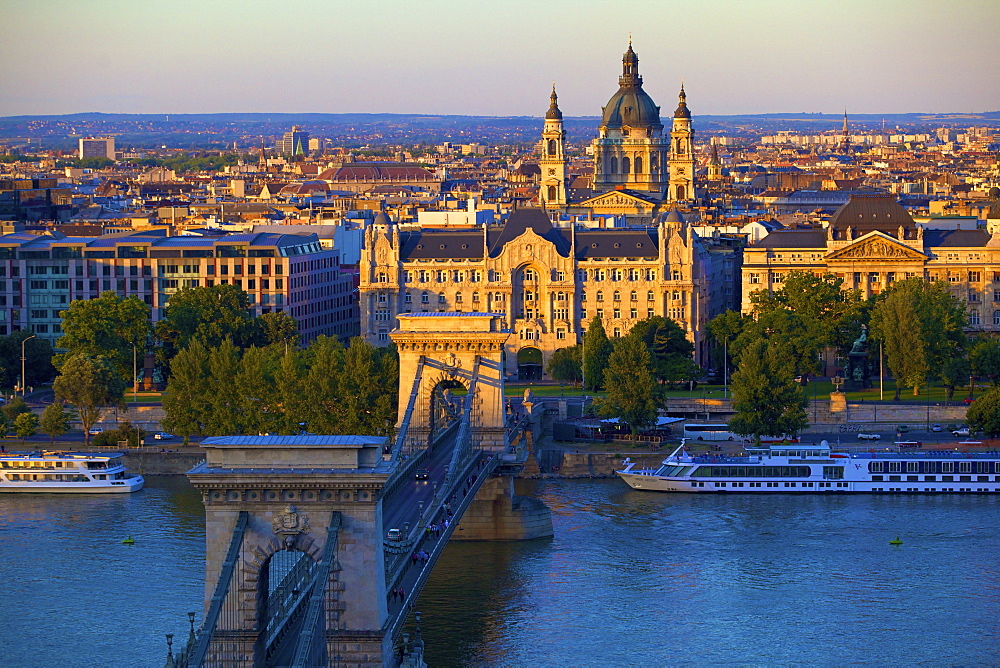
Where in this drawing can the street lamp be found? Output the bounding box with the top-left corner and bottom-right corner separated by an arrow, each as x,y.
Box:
21,334 -> 36,397
132,344 -> 139,405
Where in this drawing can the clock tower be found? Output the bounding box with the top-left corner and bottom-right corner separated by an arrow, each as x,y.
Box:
539,85 -> 568,209
668,85 -> 695,202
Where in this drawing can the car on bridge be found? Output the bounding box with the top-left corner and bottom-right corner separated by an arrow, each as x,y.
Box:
415,469 -> 430,481
858,433 -> 881,441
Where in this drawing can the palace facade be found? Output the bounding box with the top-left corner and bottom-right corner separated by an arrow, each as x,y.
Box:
742,193 -> 1000,331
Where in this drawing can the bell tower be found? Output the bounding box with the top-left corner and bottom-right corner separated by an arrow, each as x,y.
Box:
668,84 -> 695,202
539,85 -> 568,209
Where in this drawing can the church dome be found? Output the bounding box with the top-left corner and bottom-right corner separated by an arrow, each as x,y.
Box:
600,44 -> 662,133
545,86 -> 563,120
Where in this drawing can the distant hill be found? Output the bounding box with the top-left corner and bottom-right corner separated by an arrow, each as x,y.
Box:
2,111 -> 998,151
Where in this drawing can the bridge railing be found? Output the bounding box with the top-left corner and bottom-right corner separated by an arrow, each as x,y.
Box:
384,452 -> 500,643
290,512 -> 342,668
182,511 -> 249,668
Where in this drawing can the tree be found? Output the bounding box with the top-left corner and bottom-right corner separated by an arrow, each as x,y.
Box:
728,338 -> 808,444
0,411 -> 10,439
870,279 -> 967,398
57,291 -> 151,382
52,354 -> 125,445
970,339 -> 1000,388
596,334 -> 658,434
0,331 -> 56,389
582,316 -> 613,391
967,387 -> 1000,436
337,338 -> 398,436
258,312 -> 300,349
2,396 -> 32,422
14,412 -> 39,445
161,339 -> 211,441
630,317 -> 700,384
940,355 -> 971,401
154,284 -> 258,368
40,403 -> 73,444
546,346 -> 582,387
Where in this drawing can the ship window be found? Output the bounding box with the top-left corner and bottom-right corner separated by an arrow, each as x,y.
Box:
888,462 -> 901,473
942,462 -> 954,473
869,462 -> 884,473
907,462 -> 918,473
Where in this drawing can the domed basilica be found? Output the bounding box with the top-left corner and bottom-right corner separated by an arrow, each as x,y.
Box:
540,43 -> 696,210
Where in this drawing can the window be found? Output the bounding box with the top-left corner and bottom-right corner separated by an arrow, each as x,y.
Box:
630,308 -> 637,319
969,309 -> 981,326
472,292 -> 480,303
524,268 -> 536,281
613,308 -> 621,318
455,292 -> 463,303
969,271 -> 982,283
404,292 -> 412,304
646,269 -> 657,281
438,293 -> 446,304
613,291 -> 621,302
994,310 -> 1000,326
556,328 -> 566,340
421,292 -> 429,304
436,270 -> 447,283
596,291 -> 604,302
647,291 -> 654,301
630,291 -> 637,301
748,273 -> 760,284
611,269 -> 622,282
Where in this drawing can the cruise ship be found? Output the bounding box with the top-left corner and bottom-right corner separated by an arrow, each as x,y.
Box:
0,451 -> 144,493
617,440 -> 1000,493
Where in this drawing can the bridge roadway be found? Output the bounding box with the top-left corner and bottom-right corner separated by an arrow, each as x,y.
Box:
382,435 -> 460,537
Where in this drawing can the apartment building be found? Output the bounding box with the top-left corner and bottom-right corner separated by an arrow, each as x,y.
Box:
0,230 -> 358,345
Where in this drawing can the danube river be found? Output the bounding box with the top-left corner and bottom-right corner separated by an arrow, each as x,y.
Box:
2,477 -> 999,666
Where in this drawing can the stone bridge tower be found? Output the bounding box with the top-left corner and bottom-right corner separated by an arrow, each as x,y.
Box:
391,312 -> 511,451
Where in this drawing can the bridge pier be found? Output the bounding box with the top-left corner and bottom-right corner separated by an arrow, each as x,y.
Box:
451,474 -> 553,541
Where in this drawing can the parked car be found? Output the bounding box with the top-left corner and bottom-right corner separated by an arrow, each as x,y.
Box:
88,426 -> 103,436
153,432 -> 174,440
415,468 -> 430,481
964,397 -> 976,405
896,441 -> 922,449
858,433 -> 881,441
896,425 -> 909,433
931,424 -> 943,432
953,427 -> 970,437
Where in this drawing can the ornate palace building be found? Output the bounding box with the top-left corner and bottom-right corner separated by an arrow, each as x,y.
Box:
359,44 -> 733,378
742,193 -> 1000,331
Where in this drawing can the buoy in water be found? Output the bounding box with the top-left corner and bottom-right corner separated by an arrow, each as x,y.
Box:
889,536 -> 903,545
122,536 -> 135,545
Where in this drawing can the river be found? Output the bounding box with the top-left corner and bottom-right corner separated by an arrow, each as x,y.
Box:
1,477 -> 998,666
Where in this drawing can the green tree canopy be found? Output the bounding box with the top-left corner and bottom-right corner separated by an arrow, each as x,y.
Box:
967,387 -> 1000,436
0,331 -> 56,389
970,339 -> 1000,387
57,291 -> 151,381
728,338 -> 808,444
629,317 -> 700,383
52,354 -> 125,444
40,402 -> 73,444
14,412 -> 39,445
582,316 -> 613,391
154,284 -> 259,365
596,334 -> 658,434
870,278 -> 968,397
258,312 -> 300,349
546,345 -> 582,387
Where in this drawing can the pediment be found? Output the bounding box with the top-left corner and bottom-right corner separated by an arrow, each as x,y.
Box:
578,190 -> 656,208
826,233 -> 926,262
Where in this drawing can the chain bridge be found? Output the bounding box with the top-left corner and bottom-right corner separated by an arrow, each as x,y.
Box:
165,313 -> 553,667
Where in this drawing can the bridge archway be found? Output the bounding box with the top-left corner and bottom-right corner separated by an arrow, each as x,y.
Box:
517,346 -> 543,381
391,313 -> 511,450
429,377 -> 466,440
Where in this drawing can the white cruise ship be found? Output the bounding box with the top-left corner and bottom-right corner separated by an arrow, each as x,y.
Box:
617,440 -> 1000,494
0,451 -> 144,493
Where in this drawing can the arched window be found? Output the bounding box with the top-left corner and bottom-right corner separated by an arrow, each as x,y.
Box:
630,291 -> 638,301
472,292 -> 480,303
547,139 -> 557,155
404,292 -> 412,304
635,156 -> 643,174
622,156 -> 631,174
613,291 -> 621,302
547,185 -> 557,201
438,292 -> 446,303
596,291 -> 604,302
676,185 -> 686,200
650,154 -> 658,171
993,310 -> 1000,325
421,292 -> 429,304
610,156 -> 618,174
455,292 -> 463,303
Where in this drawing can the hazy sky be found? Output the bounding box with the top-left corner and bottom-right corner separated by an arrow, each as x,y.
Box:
2,0 -> 998,117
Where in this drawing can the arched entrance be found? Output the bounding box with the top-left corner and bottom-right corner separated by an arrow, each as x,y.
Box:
517,347 -> 543,381
260,548 -> 317,661
429,379 -> 467,441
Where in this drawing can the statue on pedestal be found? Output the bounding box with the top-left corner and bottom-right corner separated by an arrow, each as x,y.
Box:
846,325 -> 872,390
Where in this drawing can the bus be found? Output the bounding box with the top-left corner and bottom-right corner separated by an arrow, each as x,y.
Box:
682,424 -> 737,441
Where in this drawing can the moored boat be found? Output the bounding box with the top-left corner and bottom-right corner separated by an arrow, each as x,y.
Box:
617,439 -> 1000,493
0,450 -> 144,493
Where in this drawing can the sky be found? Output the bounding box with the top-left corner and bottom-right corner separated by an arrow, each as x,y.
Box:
2,0 -> 999,117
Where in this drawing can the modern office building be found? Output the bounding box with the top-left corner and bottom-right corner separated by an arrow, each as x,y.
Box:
276,126 -> 310,157
78,137 -> 116,160
0,230 -> 358,345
